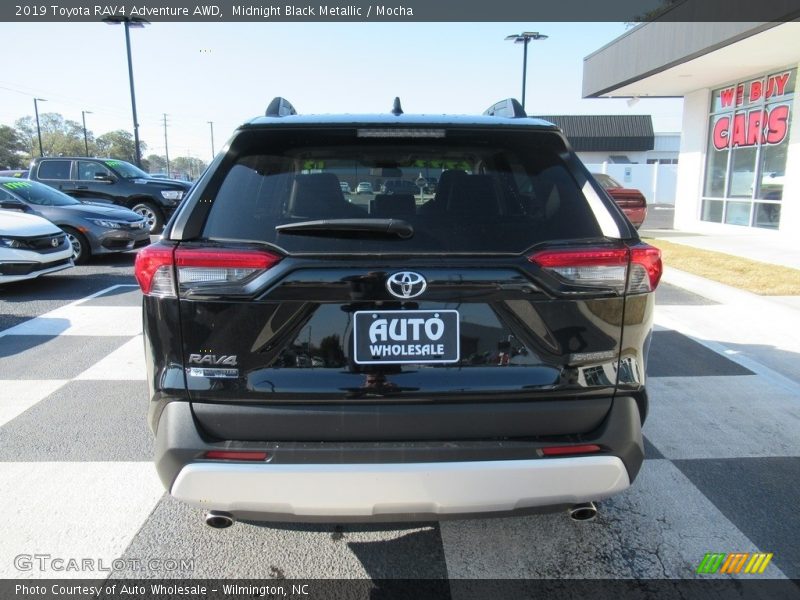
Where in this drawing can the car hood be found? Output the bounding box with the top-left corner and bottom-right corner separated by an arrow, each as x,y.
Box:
137,178 -> 192,190
60,202 -> 143,221
0,209 -> 61,236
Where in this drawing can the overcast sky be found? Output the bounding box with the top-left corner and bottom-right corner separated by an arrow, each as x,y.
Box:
2,22 -> 683,162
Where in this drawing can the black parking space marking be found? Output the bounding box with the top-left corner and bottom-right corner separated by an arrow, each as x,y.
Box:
80,286 -> 142,307
0,380 -> 152,461
648,330 -> 753,377
0,335 -> 132,379
674,457 -> 800,579
656,283 -> 719,306
643,436 -> 665,460
113,494 -> 449,579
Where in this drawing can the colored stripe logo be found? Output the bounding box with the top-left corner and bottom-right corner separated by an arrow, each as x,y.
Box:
696,552 -> 773,574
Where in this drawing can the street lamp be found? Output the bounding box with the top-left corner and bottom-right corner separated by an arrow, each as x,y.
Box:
33,98 -> 46,157
81,110 -> 93,156
105,16 -> 148,167
208,121 -> 215,160
504,32 -> 548,111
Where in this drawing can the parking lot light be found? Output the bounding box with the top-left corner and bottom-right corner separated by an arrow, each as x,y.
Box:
505,32 -> 548,110
81,110 -> 93,157
33,97 -> 47,157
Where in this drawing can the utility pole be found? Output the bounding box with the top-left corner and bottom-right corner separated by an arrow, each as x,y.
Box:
34,98 -> 47,157
208,121 -> 215,161
81,110 -> 92,156
163,113 -> 171,178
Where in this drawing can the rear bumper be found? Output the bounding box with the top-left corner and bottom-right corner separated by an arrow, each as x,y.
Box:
154,396 -> 643,521
172,455 -> 629,519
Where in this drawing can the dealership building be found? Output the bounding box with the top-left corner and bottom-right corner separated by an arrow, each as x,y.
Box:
583,21 -> 799,235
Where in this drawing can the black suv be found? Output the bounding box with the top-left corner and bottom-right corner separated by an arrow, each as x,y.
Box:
135,98 -> 661,527
28,157 -> 191,233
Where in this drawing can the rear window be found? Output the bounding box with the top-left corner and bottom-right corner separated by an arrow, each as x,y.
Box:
200,128 -> 604,254
37,160 -> 71,180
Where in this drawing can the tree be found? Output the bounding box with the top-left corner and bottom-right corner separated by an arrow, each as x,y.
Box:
146,154 -> 167,173
171,156 -> 207,180
0,125 -> 28,169
14,113 -> 87,158
96,130 -> 146,163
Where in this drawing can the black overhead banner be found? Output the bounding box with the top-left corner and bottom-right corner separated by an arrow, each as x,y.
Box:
3,0 -> 800,22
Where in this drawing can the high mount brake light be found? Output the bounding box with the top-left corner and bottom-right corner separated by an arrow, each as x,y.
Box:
135,245 -> 283,298
528,244 -> 662,294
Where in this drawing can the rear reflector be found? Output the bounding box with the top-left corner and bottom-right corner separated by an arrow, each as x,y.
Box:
134,244 -> 282,298
528,244 -> 662,294
541,444 -> 602,456
204,450 -> 270,461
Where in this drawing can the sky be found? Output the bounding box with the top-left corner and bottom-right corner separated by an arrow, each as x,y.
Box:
1,22 -> 683,163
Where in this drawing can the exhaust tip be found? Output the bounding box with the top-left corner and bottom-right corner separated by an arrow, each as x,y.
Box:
205,511 -> 235,529
568,502 -> 597,522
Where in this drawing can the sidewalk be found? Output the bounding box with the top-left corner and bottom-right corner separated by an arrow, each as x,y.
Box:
641,228 -> 800,272
657,266 -> 800,389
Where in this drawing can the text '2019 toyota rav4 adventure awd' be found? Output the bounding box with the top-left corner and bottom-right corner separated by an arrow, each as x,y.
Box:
135,97 -> 661,527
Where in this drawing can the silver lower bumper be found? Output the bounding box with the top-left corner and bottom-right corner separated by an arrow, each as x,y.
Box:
171,456 -> 630,517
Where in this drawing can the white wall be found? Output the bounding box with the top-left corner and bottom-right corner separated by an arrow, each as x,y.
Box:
586,162 -> 678,204
779,62 -> 800,235
674,88 -> 710,231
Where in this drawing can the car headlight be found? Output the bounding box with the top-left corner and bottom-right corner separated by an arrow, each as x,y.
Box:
87,218 -> 125,229
0,237 -> 22,248
160,190 -> 184,201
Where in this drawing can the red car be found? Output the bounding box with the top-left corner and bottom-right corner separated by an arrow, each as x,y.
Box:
593,173 -> 647,229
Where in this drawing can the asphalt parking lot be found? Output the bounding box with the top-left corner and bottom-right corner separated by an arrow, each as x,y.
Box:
0,252 -> 798,585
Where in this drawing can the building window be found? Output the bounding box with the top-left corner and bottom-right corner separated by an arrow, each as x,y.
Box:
702,68 -> 795,229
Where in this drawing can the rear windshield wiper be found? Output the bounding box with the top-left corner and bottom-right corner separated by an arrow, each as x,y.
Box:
276,219 -> 414,239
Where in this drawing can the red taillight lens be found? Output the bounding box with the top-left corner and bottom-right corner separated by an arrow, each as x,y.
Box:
135,244 -> 176,297
541,444 -> 602,456
528,245 -> 662,294
135,246 -> 282,297
204,450 -> 270,461
629,244 -> 662,292
528,248 -> 629,293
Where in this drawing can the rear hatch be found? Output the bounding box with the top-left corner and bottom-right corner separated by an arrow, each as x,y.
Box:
150,125 -> 657,441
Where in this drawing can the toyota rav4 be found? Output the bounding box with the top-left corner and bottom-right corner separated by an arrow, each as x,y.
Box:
135,97 -> 661,527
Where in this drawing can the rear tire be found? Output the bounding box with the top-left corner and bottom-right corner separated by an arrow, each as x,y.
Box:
62,227 -> 90,265
131,201 -> 164,234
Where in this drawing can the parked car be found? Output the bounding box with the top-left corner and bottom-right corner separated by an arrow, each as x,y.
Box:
0,169 -> 28,178
135,96 -> 661,527
0,178 -> 149,264
27,157 -> 192,234
355,181 -> 373,194
592,173 -> 648,229
339,181 -> 351,194
0,207 -> 73,284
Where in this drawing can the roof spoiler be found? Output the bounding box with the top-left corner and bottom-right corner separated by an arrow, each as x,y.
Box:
265,97 -> 297,117
483,98 -> 527,118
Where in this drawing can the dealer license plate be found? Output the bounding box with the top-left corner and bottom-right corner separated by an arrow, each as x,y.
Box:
353,309 -> 460,365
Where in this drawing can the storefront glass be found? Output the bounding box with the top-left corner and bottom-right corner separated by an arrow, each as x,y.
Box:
702,68 -> 795,229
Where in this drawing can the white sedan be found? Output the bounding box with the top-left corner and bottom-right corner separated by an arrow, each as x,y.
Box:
0,208 -> 74,284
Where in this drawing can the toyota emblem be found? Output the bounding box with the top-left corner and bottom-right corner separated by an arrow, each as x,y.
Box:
386,271 -> 427,299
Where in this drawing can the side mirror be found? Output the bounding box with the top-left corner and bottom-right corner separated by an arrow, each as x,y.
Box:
0,199 -> 30,212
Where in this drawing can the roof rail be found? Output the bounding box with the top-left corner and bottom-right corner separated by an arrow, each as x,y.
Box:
483,98 -> 527,118
265,97 -> 297,117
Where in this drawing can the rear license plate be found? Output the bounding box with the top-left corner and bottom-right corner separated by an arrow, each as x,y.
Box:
353,309 -> 460,365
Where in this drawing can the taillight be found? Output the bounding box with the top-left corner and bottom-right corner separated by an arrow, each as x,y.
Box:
204,450 -> 270,461
135,244 -> 176,297
629,244 -> 662,293
528,244 -> 662,294
134,244 -> 282,298
529,248 -> 629,293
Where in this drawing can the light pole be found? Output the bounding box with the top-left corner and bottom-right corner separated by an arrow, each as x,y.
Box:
81,110 -> 93,156
504,32 -> 548,111
208,121 -> 215,160
105,17 -> 148,167
33,98 -> 46,157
